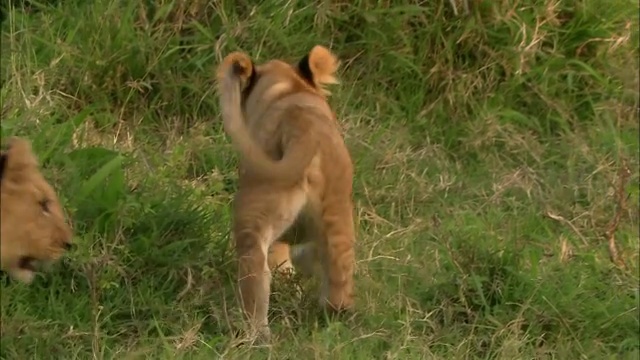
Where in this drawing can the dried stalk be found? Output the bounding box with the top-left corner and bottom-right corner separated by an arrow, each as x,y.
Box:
604,159 -> 631,269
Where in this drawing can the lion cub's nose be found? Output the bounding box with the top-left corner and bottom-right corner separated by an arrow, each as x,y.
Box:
63,242 -> 74,251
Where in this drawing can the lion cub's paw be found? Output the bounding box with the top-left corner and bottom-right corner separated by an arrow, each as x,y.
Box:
241,325 -> 272,347
320,291 -> 355,315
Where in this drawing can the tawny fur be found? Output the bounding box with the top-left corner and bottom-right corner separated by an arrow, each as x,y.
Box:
0,137 -> 73,284
216,45 -> 355,341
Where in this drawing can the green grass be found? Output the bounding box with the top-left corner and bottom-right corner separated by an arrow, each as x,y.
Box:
1,0 -> 638,358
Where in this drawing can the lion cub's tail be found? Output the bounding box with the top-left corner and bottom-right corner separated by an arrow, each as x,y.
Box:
216,47 -> 338,185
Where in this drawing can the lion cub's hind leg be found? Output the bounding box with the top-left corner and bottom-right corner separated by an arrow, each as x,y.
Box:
233,187 -> 307,342
318,201 -> 356,314
268,240 -> 294,274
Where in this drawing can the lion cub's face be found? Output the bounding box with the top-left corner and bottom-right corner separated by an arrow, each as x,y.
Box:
0,137 -> 73,284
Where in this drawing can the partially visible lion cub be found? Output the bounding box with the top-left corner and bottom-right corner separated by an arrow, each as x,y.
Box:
216,45 -> 356,341
0,137 -> 73,284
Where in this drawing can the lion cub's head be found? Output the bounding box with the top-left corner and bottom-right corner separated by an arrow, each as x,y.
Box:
216,45 -> 340,111
0,137 -> 73,284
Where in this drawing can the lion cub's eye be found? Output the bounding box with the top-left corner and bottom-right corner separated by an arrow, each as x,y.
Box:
39,199 -> 50,214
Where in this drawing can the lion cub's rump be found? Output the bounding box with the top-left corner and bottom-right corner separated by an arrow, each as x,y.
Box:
216,45 -> 356,341
0,137 -> 73,284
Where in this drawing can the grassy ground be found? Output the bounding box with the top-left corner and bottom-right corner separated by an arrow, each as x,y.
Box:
1,0 -> 638,358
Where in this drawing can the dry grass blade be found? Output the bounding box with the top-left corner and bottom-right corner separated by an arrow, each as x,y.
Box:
560,235 -> 574,263
604,159 -> 631,269
545,210 -> 589,246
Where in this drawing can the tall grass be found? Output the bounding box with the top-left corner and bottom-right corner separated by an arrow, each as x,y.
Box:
1,0 -> 638,358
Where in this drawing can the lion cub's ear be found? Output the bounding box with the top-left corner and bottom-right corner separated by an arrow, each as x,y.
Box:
297,45 -> 340,95
3,137 -> 38,173
0,137 -> 38,182
217,51 -> 256,91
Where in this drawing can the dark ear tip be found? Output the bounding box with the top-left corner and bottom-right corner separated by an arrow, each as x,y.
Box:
0,153 -> 6,182
232,60 -> 249,77
231,61 -> 242,74
297,54 -> 313,85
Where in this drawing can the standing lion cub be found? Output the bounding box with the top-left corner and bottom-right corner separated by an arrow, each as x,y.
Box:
0,137 -> 73,284
216,45 -> 356,341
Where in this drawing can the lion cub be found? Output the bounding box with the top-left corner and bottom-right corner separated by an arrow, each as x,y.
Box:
216,45 -> 356,340
0,137 -> 73,284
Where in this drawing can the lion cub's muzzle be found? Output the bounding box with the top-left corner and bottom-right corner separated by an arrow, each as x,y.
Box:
18,256 -> 38,272
11,228 -> 74,284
